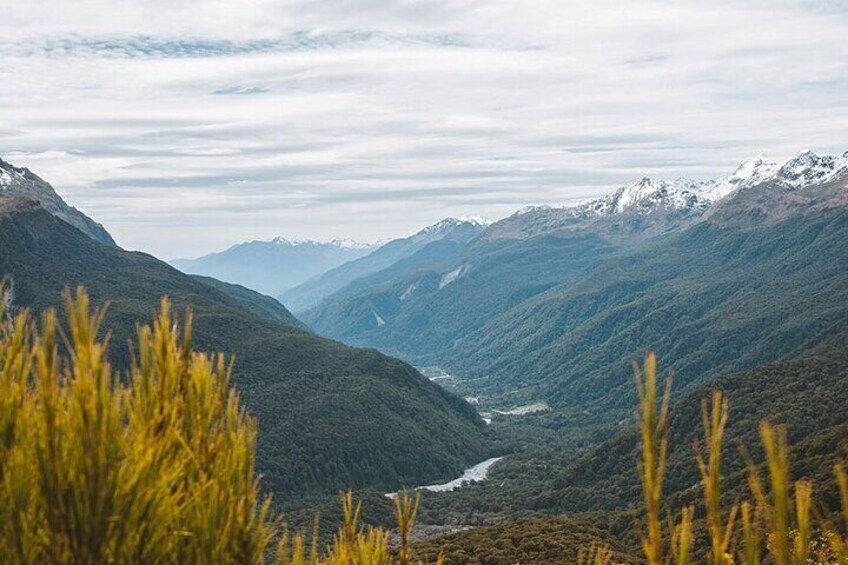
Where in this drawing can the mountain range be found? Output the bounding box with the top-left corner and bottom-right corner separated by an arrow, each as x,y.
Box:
171,237 -> 377,297
3,148 -> 848,562
300,150 -> 848,416
0,160 -> 487,502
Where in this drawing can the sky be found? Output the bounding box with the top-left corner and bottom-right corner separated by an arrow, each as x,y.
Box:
2,0 -> 847,259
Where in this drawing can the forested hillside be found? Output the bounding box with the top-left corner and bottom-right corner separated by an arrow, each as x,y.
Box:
412,338 -> 848,563
190,274 -> 308,329
304,163 -> 848,428
0,197 -> 487,500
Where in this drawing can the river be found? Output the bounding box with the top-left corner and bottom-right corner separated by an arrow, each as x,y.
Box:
385,456 -> 504,498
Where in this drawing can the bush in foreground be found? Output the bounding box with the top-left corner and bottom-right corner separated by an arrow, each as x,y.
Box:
589,353 -> 848,565
0,286 -> 437,565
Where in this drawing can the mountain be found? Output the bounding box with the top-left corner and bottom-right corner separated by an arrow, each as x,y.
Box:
414,340 -> 848,563
0,195 -> 486,499
0,157 -> 115,246
281,217 -> 491,313
189,274 -> 307,330
484,151 -> 847,241
303,151 -> 848,415
171,237 -> 376,297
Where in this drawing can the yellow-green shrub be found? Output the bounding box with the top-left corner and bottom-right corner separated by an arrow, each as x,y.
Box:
0,286 -> 274,563
590,353 -> 848,565
0,285 -> 439,565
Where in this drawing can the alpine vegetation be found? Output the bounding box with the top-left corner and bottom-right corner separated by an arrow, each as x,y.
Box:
0,283 -> 440,565
0,285 -> 274,563
595,353 -> 848,565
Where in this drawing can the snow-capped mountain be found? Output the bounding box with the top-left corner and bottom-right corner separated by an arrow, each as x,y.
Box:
281,216 -> 491,312
414,216 -> 492,239
696,155 -> 781,201
574,150 -> 847,219
0,157 -> 115,246
489,150 -> 848,240
566,176 -> 706,219
269,236 -> 374,251
775,150 -> 848,188
171,237 -> 377,297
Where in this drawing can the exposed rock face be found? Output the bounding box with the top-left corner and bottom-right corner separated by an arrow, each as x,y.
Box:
0,157 -> 115,247
484,150 -> 848,241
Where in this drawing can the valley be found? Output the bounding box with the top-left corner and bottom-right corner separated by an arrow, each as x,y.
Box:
6,2 -> 848,561
278,150 -> 848,559
2,149 -> 847,563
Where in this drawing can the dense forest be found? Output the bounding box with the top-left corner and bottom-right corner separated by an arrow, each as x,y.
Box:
0,197 -> 487,502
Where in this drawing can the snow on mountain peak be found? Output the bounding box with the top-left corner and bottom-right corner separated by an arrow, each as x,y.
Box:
269,236 -> 371,250
696,155 -> 780,201
329,238 -> 373,250
522,149 -> 846,224
514,204 -> 553,216
416,216 -> 491,237
614,150 -> 847,213
569,176 -> 703,217
614,177 -> 669,212
775,150 -> 848,188
0,159 -> 30,188
731,155 -> 780,182
457,215 -> 493,227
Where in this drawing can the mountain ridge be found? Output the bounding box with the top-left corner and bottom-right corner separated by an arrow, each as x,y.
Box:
171,235 -> 377,297
0,157 -> 116,246
281,216 -> 491,312
484,149 -> 848,240
0,194 -> 487,500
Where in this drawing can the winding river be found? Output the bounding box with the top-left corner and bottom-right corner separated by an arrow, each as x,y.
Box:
385,456 -> 504,498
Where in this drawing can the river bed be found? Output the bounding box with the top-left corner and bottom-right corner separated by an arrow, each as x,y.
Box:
385,457 -> 504,498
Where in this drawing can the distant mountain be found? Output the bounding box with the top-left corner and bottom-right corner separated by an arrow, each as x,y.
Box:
282,217 -> 491,312
171,237 -> 376,297
0,157 -> 115,246
189,274 -> 307,330
485,150 -> 848,241
0,195 -> 486,499
304,151 -> 848,417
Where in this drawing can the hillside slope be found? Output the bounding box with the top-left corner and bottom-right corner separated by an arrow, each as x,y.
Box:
0,197 -> 486,499
282,217 -> 489,313
190,274 -> 307,330
0,157 -> 115,246
304,232 -> 617,361
172,237 -> 375,297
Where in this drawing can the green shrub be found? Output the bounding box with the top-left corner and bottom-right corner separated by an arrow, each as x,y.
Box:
0,284 -> 439,565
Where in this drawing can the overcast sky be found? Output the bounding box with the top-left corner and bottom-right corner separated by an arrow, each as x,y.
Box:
2,0 -> 847,258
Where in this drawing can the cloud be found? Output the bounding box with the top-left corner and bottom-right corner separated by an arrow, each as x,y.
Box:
1,0 -> 847,258
2,31 -> 499,59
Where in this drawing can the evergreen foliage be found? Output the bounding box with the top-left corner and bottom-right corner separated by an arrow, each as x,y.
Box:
0,198 -> 485,501
0,283 -> 443,564
619,354 -> 848,565
0,286 -> 274,563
